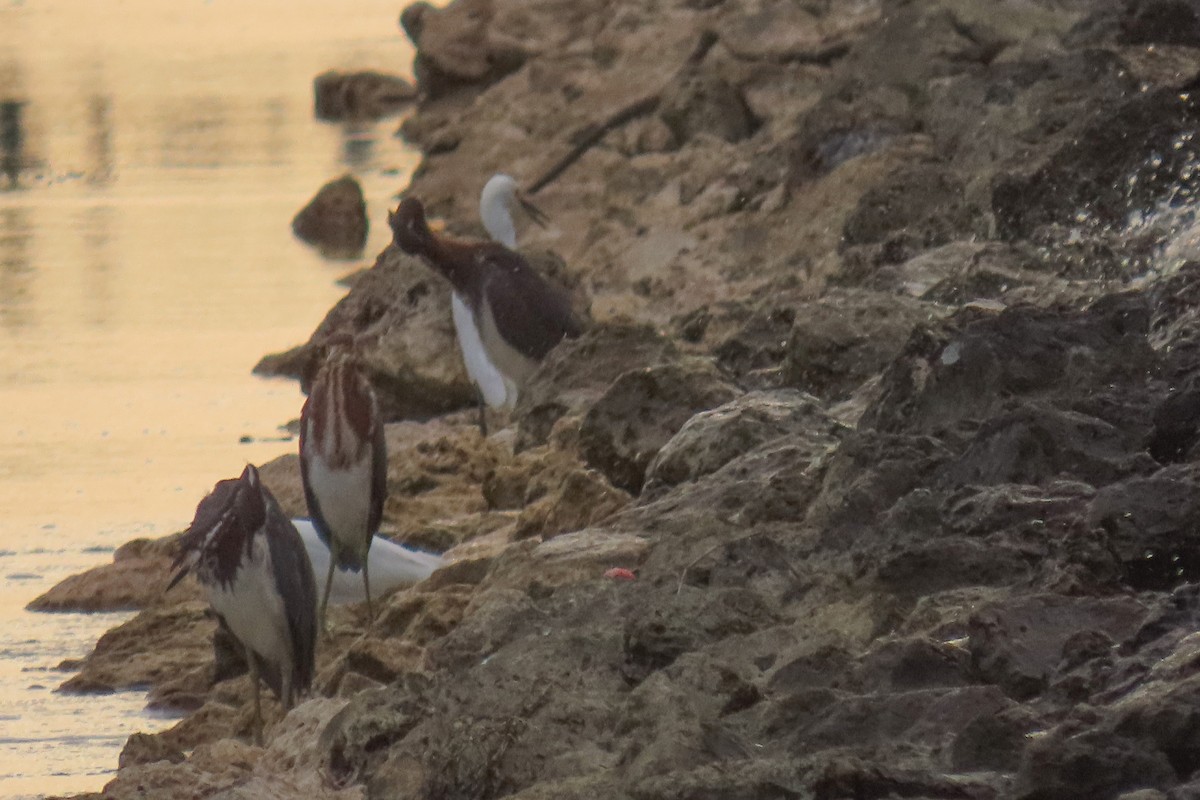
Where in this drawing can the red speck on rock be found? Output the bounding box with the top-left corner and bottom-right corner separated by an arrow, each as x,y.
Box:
604,567 -> 637,581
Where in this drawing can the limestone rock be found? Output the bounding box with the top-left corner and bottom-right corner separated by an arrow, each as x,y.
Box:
27,534 -> 196,612
578,358 -> 740,493
658,67 -> 760,148
59,602 -> 214,693
482,530 -> 650,594
254,247 -> 475,421
513,466 -> 630,539
400,0 -> 529,100
313,70 -> 416,122
514,322 -> 679,450
841,162 -> 978,254
644,389 -> 838,494
291,175 -> 368,259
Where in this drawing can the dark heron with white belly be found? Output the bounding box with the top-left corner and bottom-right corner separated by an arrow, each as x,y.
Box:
168,464 -> 317,744
387,196 -> 580,415
299,339 -> 387,630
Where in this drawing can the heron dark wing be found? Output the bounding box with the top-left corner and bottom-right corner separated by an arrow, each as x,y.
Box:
298,398 -> 334,550
369,405 -> 387,537
479,250 -> 581,361
172,478 -> 239,570
263,504 -> 318,696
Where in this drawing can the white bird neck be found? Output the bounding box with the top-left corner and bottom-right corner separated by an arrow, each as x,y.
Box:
480,177 -> 518,249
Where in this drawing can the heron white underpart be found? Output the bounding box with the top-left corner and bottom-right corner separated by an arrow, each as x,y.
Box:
300,355 -> 387,631
169,464 -> 317,745
293,518 -> 444,607
453,290 -> 510,409
448,173 -> 553,414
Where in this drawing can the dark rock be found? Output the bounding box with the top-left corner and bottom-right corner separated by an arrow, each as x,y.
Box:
1015,727 -> 1176,800
787,90 -> 915,182
626,437 -> 832,547
515,322 -> 679,451
323,679 -> 433,787
118,732 -> 185,769
841,162 -> 978,253
806,430 -> 957,533
579,359 -> 740,493
1120,0 -> 1200,46
811,755 -> 1002,800
875,535 -> 1037,598
1149,262 -> 1200,386
846,240 -> 1036,301
861,296 -> 1156,437
313,70 -> 417,122
853,635 -> 973,692
399,0 -> 528,101
1114,673 -> 1200,777
643,389 -> 838,494
783,289 -> 943,403
993,83 -> 1200,240
659,67 -> 760,148
944,402 -> 1156,488
670,291 -> 804,389
291,174 -> 368,259
797,686 -> 1012,753
925,48 -> 1135,191
951,705 -> 1040,772
1148,383 -> 1200,463
967,594 -> 1148,700
1088,463 -> 1200,591
622,586 -> 777,685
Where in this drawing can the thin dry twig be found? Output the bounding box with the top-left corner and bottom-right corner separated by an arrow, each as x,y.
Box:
526,30 -> 720,195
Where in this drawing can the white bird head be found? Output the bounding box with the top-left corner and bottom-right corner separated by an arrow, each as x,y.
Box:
480,173 -> 548,248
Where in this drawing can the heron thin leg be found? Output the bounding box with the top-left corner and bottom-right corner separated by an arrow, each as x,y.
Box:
320,555 -> 336,638
281,665 -> 294,713
247,648 -> 263,746
363,551 -> 373,627
477,391 -> 488,437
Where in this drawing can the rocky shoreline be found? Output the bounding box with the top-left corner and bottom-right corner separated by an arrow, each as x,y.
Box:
42,0 -> 1200,798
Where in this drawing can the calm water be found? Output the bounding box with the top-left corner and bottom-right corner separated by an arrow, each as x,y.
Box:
0,2 -> 420,796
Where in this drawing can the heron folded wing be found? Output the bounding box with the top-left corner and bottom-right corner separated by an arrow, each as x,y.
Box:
264,508 -> 318,697
479,250 -> 581,361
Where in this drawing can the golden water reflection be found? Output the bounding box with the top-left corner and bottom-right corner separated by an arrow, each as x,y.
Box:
0,0 -> 421,794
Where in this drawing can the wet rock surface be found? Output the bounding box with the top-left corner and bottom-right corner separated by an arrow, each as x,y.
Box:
313,70 -> 417,122
50,0 -> 1200,798
291,174 -> 369,259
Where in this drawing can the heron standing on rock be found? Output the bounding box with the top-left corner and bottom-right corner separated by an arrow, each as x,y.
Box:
446,174 -> 550,430
388,194 -> 580,420
168,464 -> 317,744
300,340 -> 387,630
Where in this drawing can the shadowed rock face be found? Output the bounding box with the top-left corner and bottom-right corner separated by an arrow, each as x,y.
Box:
254,246 -> 477,422
290,174 -> 368,259
312,70 -> 416,122
55,1 -> 1200,799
